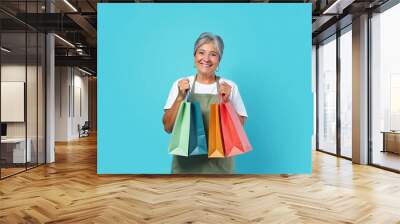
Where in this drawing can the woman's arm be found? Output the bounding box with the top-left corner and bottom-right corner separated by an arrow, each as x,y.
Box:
162,96 -> 185,133
163,79 -> 190,133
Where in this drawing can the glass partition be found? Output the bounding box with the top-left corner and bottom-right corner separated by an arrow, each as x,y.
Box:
317,35 -> 337,154
0,1 -> 46,179
1,31 -> 28,177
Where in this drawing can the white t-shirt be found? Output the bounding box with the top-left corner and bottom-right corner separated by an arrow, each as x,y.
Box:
164,75 -> 248,117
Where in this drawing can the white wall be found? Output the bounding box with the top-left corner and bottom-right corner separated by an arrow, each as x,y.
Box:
1,65 -> 39,137
55,67 -> 89,141
1,65 -> 26,136
55,66 -> 69,141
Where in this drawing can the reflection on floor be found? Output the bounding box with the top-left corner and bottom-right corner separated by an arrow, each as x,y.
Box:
341,147 -> 352,158
373,150 -> 400,171
0,167 -> 25,178
0,162 -> 41,178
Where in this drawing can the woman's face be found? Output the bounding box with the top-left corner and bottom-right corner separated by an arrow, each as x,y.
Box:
194,42 -> 220,76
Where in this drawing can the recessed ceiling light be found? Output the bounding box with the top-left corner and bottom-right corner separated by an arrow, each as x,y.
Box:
54,34 -> 75,48
63,0 -> 78,12
322,0 -> 354,15
1,47 -> 11,53
78,67 -> 93,76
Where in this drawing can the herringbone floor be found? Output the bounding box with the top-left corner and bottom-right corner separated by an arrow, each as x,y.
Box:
1,135 -> 400,224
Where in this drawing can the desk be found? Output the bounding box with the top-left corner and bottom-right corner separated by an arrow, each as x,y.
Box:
381,131 -> 400,154
1,138 -> 32,163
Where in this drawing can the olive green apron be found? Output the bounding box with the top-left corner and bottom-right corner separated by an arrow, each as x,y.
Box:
171,76 -> 234,174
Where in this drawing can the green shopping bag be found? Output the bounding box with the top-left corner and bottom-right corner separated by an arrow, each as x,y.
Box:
168,101 -> 191,156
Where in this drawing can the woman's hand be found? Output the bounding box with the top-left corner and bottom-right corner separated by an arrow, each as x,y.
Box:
162,79 -> 190,133
219,81 -> 232,102
177,79 -> 190,100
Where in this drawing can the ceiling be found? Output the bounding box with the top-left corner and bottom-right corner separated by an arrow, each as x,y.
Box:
0,0 -> 393,75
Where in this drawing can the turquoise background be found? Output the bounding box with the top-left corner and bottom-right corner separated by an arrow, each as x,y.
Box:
98,3 -> 312,174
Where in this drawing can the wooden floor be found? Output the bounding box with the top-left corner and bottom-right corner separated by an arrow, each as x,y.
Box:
1,163 -> 45,178
373,150 -> 400,171
1,167 -> 26,178
1,135 -> 400,223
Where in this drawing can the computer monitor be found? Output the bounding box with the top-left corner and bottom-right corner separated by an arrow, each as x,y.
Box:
1,123 -> 7,137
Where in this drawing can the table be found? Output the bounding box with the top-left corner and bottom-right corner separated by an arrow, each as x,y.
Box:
381,131 -> 400,154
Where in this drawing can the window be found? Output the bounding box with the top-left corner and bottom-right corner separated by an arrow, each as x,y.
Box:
371,2 -> 400,171
317,35 -> 337,154
339,28 -> 352,158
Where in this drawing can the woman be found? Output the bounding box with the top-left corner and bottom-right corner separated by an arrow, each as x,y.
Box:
162,32 -> 248,174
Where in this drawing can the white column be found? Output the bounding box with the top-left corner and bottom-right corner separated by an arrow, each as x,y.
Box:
352,14 -> 369,164
45,1 -> 55,163
46,33 -> 55,163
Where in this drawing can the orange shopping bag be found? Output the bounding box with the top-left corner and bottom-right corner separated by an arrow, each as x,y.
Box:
208,104 -> 225,158
219,102 -> 252,157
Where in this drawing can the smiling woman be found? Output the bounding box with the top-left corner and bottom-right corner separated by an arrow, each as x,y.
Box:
98,4 -> 313,174
162,32 -> 248,174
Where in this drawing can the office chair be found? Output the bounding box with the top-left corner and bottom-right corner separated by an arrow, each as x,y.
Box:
79,121 -> 90,138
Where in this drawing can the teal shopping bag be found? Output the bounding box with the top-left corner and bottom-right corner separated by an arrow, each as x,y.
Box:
168,101 -> 191,156
188,102 -> 208,156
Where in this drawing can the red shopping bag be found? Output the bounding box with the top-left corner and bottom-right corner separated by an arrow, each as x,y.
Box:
219,102 -> 252,157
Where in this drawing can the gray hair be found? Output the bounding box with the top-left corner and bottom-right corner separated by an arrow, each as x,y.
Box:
193,32 -> 224,60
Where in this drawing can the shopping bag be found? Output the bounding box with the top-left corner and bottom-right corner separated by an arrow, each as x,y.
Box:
188,102 -> 208,156
219,102 -> 252,157
168,101 -> 191,156
208,103 -> 225,158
